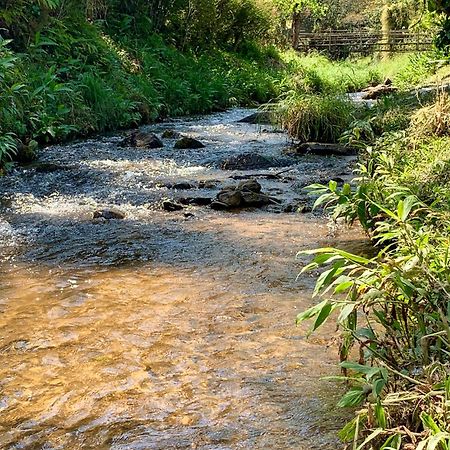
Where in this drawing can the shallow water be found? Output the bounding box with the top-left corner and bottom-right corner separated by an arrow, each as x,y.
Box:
0,109 -> 367,449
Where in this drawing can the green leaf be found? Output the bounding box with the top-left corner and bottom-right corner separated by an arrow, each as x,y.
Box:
340,361 -> 382,379
313,192 -> 336,209
373,377 -> 387,397
337,303 -> 355,323
338,387 -> 366,407
427,433 -> 450,450
355,327 -> 376,340
299,247 -> 371,265
421,412 -> 441,435
398,195 -> 418,221
313,261 -> 346,296
296,299 -> 329,325
403,255 -> 420,272
312,302 -> 335,332
375,401 -> 387,428
380,434 -> 402,450
338,416 -> 359,442
329,180 -> 338,191
342,183 -> 352,196
332,275 -> 354,294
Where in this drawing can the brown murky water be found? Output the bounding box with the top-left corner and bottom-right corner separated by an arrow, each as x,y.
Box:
0,109 -> 366,449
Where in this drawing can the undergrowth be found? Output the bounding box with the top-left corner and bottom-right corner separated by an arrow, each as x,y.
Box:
0,21 -> 285,171
297,90 -> 450,449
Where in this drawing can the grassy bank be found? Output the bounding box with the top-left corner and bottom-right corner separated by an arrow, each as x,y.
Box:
0,8 -> 425,174
0,23 -> 287,169
292,58 -> 450,448
277,52 -> 441,144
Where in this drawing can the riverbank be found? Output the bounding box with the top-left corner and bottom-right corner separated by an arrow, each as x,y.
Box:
0,6 -> 423,173
295,79 -> 450,448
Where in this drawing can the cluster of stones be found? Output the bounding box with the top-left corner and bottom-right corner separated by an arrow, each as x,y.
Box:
119,130 -> 205,150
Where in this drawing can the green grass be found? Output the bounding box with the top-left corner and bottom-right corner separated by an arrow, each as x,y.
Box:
277,93 -> 357,143
275,52 -> 440,144
279,51 -> 383,94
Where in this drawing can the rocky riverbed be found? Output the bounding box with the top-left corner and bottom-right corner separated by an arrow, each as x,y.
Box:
0,108 -> 368,449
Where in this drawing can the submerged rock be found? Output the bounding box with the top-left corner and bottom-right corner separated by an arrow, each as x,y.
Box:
27,162 -> 70,173
93,209 -> 126,220
162,200 -> 184,212
238,111 -> 274,124
120,131 -> 164,149
198,180 -> 219,189
220,153 -> 289,170
166,182 -> 196,190
179,197 -> 212,206
161,129 -> 182,139
174,137 -> 205,149
293,142 -> 357,156
211,178 -> 279,210
283,202 -> 312,213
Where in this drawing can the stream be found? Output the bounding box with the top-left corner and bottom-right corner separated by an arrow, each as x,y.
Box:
0,108 -> 369,449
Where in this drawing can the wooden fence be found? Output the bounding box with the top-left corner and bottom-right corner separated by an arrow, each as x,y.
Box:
295,30 -> 433,54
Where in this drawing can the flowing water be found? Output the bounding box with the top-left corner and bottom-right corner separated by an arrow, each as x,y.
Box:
0,109 -> 368,449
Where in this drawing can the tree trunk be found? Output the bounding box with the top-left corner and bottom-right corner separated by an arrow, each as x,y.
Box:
291,6 -> 301,48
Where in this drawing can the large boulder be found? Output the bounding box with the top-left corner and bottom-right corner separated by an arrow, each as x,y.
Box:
240,191 -> 273,207
120,131 -> 164,149
238,179 -> 262,193
212,190 -> 243,209
174,137 -> 205,149
210,178 -> 279,210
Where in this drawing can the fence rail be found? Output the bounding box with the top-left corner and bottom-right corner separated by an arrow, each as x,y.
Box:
295,30 -> 433,53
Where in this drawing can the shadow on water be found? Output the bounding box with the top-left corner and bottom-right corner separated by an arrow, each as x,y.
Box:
0,108 -> 369,449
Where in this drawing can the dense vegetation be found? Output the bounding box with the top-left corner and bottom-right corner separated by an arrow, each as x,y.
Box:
290,51 -> 450,450
0,0 -> 442,171
0,0 -> 286,170
0,0 -> 382,169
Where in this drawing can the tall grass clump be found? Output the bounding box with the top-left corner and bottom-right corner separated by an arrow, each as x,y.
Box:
296,89 -> 450,449
410,90 -> 450,139
278,93 -> 357,143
